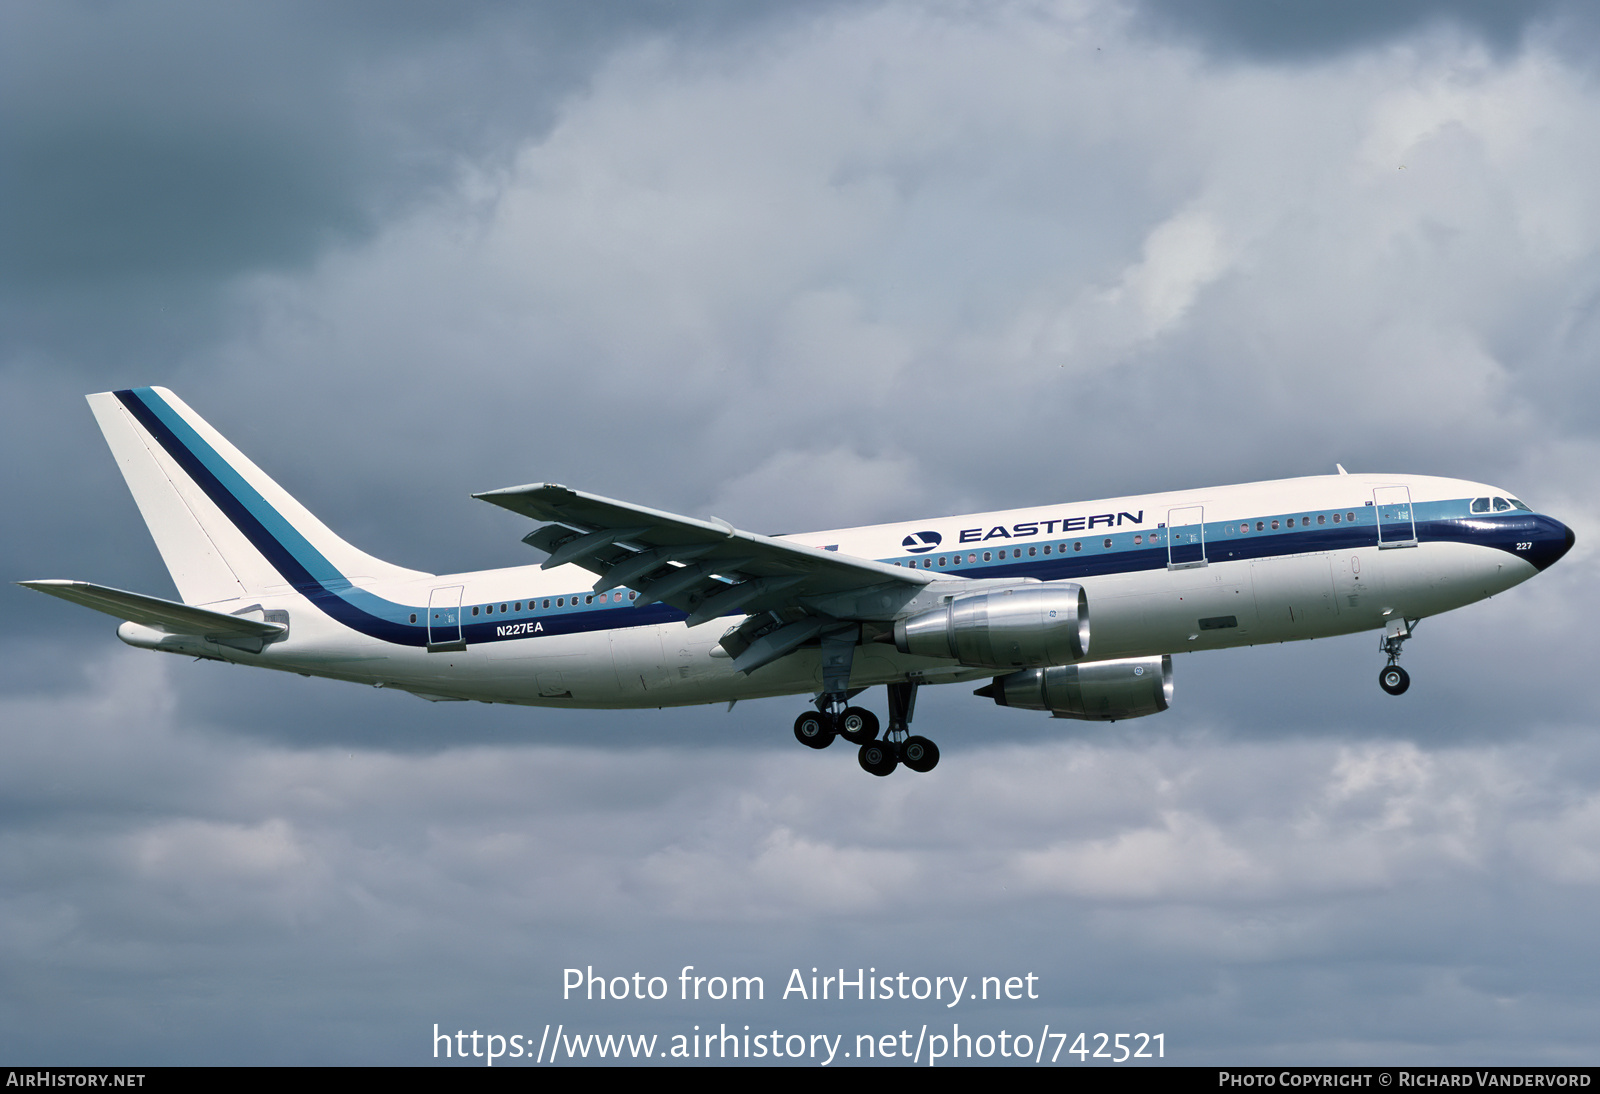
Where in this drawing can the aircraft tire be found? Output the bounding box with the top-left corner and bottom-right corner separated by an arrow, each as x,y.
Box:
857,740 -> 899,777
794,711 -> 836,749
1379,665 -> 1410,696
901,735 -> 940,773
839,706 -> 879,744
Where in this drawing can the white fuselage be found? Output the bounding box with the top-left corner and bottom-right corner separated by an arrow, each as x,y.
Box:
123,472 -> 1558,709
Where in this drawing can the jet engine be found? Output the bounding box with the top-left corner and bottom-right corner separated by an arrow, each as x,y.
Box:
893,583 -> 1089,669
975,654 -> 1172,721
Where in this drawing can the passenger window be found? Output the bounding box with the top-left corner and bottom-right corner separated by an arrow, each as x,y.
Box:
1103,538 -> 1112,548
1134,535 -> 1142,544
543,599 -> 550,608
409,613 -> 417,624
1238,524 -> 1247,534
1028,546 -> 1037,557
1331,514 -> 1339,524
983,552 -> 992,562
923,558 -> 931,568
1043,545 -> 1051,554
472,606 -> 480,616
1318,515 -> 1326,525
1073,542 -> 1082,552
968,553 -> 976,562
1271,520 -> 1280,530
1256,522 -> 1264,531
1347,512 -> 1356,521
501,604 -> 508,613
585,595 -> 593,605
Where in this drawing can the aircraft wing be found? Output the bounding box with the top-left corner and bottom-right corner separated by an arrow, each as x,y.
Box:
473,483 -> 933,637
18,579 -> 287,638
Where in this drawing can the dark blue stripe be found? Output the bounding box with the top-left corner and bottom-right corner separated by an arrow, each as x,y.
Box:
115,388 -> 677,648
116,386 -> 1563,650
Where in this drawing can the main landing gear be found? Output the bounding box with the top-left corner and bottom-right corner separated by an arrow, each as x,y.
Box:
1377,618 -> 1418,696
792,680 -> 939,777
792,705 -> 877,749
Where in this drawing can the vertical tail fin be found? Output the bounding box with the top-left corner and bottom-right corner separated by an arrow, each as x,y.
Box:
90,387 -> 427,605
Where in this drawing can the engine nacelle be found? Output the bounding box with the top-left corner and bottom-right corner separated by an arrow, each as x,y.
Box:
976,654 -> 1173,721
893,583 -> 1089,669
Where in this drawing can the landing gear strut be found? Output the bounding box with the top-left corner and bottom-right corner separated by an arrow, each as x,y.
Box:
1378,618 -> 1417,696
855,681 -> 938,776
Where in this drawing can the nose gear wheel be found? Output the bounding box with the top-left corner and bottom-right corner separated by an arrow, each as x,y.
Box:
1379,665 -> 1410,695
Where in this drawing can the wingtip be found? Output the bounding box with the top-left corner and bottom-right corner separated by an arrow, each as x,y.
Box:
472,482 -> 567,501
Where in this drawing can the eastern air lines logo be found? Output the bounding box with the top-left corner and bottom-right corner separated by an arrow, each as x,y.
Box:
902,530 -> 942,554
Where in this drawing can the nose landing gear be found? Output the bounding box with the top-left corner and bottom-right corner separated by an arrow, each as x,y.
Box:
1379,664 -> 1410,695
1378,619 -> 1417,696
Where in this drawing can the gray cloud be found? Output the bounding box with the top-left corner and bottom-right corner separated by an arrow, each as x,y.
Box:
4,653 -> 1600,1061
0,0 -> 842,368
1130,0 -> 1586,60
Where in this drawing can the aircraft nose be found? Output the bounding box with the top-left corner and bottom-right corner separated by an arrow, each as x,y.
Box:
1533,519 -> 1576,571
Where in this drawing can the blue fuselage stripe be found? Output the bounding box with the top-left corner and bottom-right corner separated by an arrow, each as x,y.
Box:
115,384 -> 1566,649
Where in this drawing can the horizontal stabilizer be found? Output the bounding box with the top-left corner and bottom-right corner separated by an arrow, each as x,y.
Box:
18,580 -> 286,639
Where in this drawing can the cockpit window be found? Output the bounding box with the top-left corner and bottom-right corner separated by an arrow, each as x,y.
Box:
1470,498 -> 1491,514
1509,498 -> 1531,511
1493,497 -> 1513,512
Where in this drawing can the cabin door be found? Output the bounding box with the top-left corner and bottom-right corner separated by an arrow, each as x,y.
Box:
1167,506 -> 1207,569
1373,486 -> 1417,549
427,584 -> 465,650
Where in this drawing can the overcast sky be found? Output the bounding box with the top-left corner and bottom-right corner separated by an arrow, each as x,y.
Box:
4,0 -> 1600,1066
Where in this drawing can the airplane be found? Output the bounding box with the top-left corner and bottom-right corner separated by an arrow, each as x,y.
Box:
22,387 -> 1576,776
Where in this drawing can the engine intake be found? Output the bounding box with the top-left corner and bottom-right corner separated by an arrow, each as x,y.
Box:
976,655 -> 1173,721
893,583 -> 1089,669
